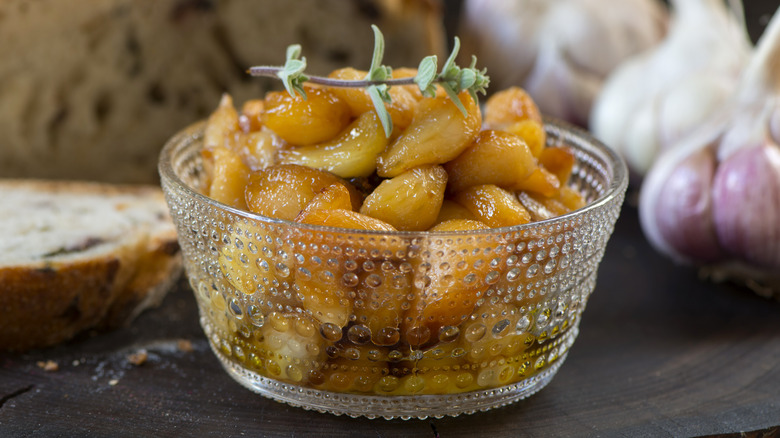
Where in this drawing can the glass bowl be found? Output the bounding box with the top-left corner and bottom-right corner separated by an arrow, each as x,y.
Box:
158,119 -> 628,419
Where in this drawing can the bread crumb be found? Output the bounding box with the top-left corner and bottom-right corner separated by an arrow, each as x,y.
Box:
126,349 -> 148,366
177,339 -> 193,353
37,360 -> 59,372
108,379 -> 119,386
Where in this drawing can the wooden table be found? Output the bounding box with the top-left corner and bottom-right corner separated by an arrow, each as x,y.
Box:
3,203 -> 779,437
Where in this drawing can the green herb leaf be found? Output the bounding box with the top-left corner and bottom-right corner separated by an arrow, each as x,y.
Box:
440,37 -> 462,81
286,44 -> 302,62
469,55 -> 490,96
367,85 -> 393,137
278,44 -> 309,98
415,55 -> 438,98
367,25 -> 392,82
364,25 -> 394,137
248,27 -> 490,137
458,68 -> 477,92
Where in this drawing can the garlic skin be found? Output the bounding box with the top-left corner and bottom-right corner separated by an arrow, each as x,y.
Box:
639,7 -> 780,291
645,145 -> 724,263
712,116 -> 780,269
590,0 -> 751,178
460,0 -> 668,126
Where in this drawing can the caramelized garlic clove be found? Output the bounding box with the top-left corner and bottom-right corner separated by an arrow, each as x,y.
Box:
376,92 -> 481,178
245,164 -> 360,221
204,94 -> 239,150
263,88 -> 352,146
454,184 -> 531,228
444,130 -> 536,194
207,146 -> 251,211
278,111 -> 389,178
297,208 -> 397,232
428,218 -> 490,232
360,165 -> 448,231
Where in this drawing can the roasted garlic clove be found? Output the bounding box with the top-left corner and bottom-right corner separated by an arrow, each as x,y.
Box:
278,111 -> 389,178
297,208 -> 397,232
205,146 -> 251,211
376,92 -> 481,177
434,199 -> 478,224
360,165 -> 448,231
295,183 -> 355,220
263,87 -> 351,146
454,184 -> 532,228
204,93 -> 239,150
245,164 -> 360,220
235,127 -> 281,172
428,218 -> 490,232
444,130 -> 536,194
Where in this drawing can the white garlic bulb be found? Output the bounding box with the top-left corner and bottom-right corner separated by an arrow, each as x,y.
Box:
590,0 -> 752,179
460,0 -> 668,126
639,6 -> 780,293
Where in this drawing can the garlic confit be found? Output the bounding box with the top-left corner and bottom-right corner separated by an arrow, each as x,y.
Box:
460,0 -> 668,126
590,0 -> 752,179
639,7 -> 780,295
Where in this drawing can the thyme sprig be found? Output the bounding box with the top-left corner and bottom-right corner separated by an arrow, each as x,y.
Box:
248,25 -> 489,137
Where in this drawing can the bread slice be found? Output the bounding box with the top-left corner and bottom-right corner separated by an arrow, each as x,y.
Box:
0,180 -> 182,351
0,0 -> 444,184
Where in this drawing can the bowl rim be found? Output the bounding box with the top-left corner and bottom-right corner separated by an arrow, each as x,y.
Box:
158,118 -> 628,237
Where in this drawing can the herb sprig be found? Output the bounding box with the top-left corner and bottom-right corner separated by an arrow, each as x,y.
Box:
248,25 -> 489,137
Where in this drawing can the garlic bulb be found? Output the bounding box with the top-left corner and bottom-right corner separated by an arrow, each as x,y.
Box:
590,0 -> 752,179
460,0 -> 668,126
640,6 -> 780,293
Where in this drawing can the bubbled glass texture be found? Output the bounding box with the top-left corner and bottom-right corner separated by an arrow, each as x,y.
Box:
159,120 -> 627,419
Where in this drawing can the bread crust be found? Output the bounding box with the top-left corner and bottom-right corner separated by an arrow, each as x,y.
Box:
99,237 -> 183,330
0,179 -> 182,351
0,258 -> 122,350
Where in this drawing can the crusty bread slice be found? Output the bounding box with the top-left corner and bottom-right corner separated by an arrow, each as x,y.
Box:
0,179 -> 182,351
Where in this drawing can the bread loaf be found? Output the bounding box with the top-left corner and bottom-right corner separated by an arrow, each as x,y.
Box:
0,0 -> 445,184
0,179 -> 182,351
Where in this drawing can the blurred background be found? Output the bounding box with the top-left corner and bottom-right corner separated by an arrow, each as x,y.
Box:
0,0 -> 776,184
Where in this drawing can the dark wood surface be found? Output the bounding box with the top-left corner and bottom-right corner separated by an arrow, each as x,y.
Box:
3,203 -> 780,437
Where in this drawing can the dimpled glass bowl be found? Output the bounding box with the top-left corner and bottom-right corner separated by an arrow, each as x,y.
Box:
158,119 -> 627,419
